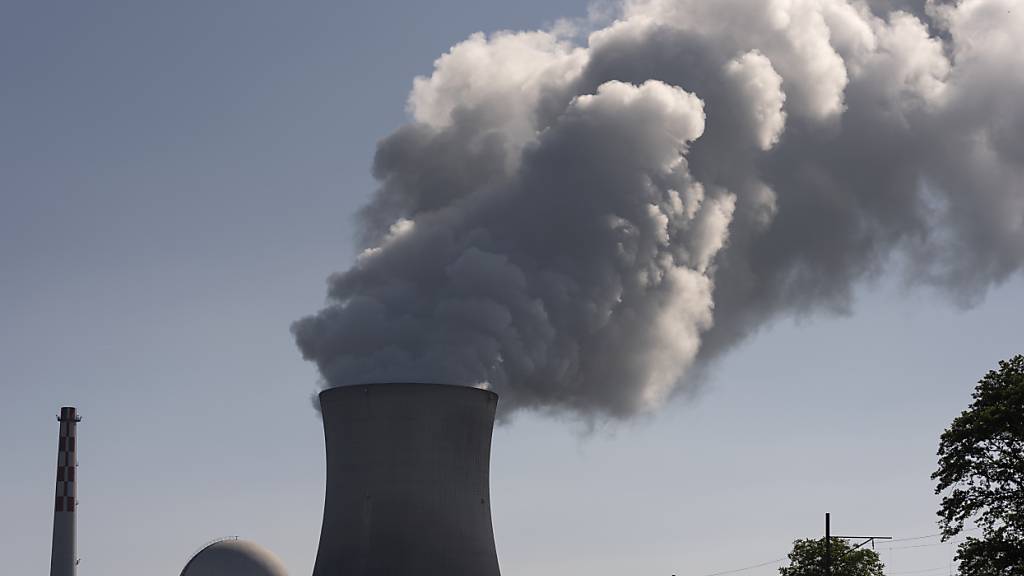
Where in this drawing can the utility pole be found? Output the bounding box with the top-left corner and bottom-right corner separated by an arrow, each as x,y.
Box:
823,512 -> 891,576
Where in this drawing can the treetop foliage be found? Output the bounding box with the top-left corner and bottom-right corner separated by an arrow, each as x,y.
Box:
932,354 -> 1024,575
779,537 -> 884,576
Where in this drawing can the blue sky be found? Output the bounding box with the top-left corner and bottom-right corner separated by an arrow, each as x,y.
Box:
1,1 -> 1020,575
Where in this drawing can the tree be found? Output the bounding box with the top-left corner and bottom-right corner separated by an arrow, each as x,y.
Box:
779,538 -> 885,576
932,354 -> 1024,575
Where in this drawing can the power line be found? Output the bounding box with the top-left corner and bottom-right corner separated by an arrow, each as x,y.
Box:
887,565 -> 950,575
696,557 -> 788,576
686,525 -> 976,576
884,532 -> 944,544
885,541 -> 951,551
876,527 -> 981,548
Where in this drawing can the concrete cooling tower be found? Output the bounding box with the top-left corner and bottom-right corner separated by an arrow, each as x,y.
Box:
179,538 -> 288,576
312,383 -> 501,576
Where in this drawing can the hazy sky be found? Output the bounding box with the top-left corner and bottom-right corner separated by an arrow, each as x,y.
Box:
1,2 -> 1021,576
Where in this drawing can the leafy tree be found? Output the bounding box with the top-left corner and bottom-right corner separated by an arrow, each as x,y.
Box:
932,354 -> 1024,576
779,538 -> 885,576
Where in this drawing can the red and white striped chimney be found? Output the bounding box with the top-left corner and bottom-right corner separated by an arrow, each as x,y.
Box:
50,406 -> 80,576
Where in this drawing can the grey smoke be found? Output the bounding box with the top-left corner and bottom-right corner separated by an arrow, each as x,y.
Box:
293,0 -> 1024,418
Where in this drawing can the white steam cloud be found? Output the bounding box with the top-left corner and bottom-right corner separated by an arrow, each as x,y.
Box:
293,0 -> 1024,418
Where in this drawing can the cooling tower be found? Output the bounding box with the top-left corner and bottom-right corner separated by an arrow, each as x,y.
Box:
312,383 -> 501,576
50,406 -> 80,576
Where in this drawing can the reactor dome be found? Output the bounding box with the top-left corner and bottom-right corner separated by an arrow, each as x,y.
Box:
180,538 -> 288,576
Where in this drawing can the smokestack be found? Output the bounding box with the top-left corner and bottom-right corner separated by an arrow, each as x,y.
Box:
50,406 -> 80,576
312,383 -> 501,576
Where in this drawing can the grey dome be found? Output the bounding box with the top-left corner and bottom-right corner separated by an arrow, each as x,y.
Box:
180,538 -> 288,576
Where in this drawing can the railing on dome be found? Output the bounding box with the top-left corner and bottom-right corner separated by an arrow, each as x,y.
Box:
180,535 -> 240,574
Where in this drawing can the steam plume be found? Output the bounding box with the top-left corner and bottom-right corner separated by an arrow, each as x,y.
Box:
293,0 -> 1024,418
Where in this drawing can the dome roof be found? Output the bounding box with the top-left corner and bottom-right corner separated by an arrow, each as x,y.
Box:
180,538 -> 288,576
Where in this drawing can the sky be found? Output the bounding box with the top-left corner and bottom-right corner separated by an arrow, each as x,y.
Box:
1,1 -> 1021,575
